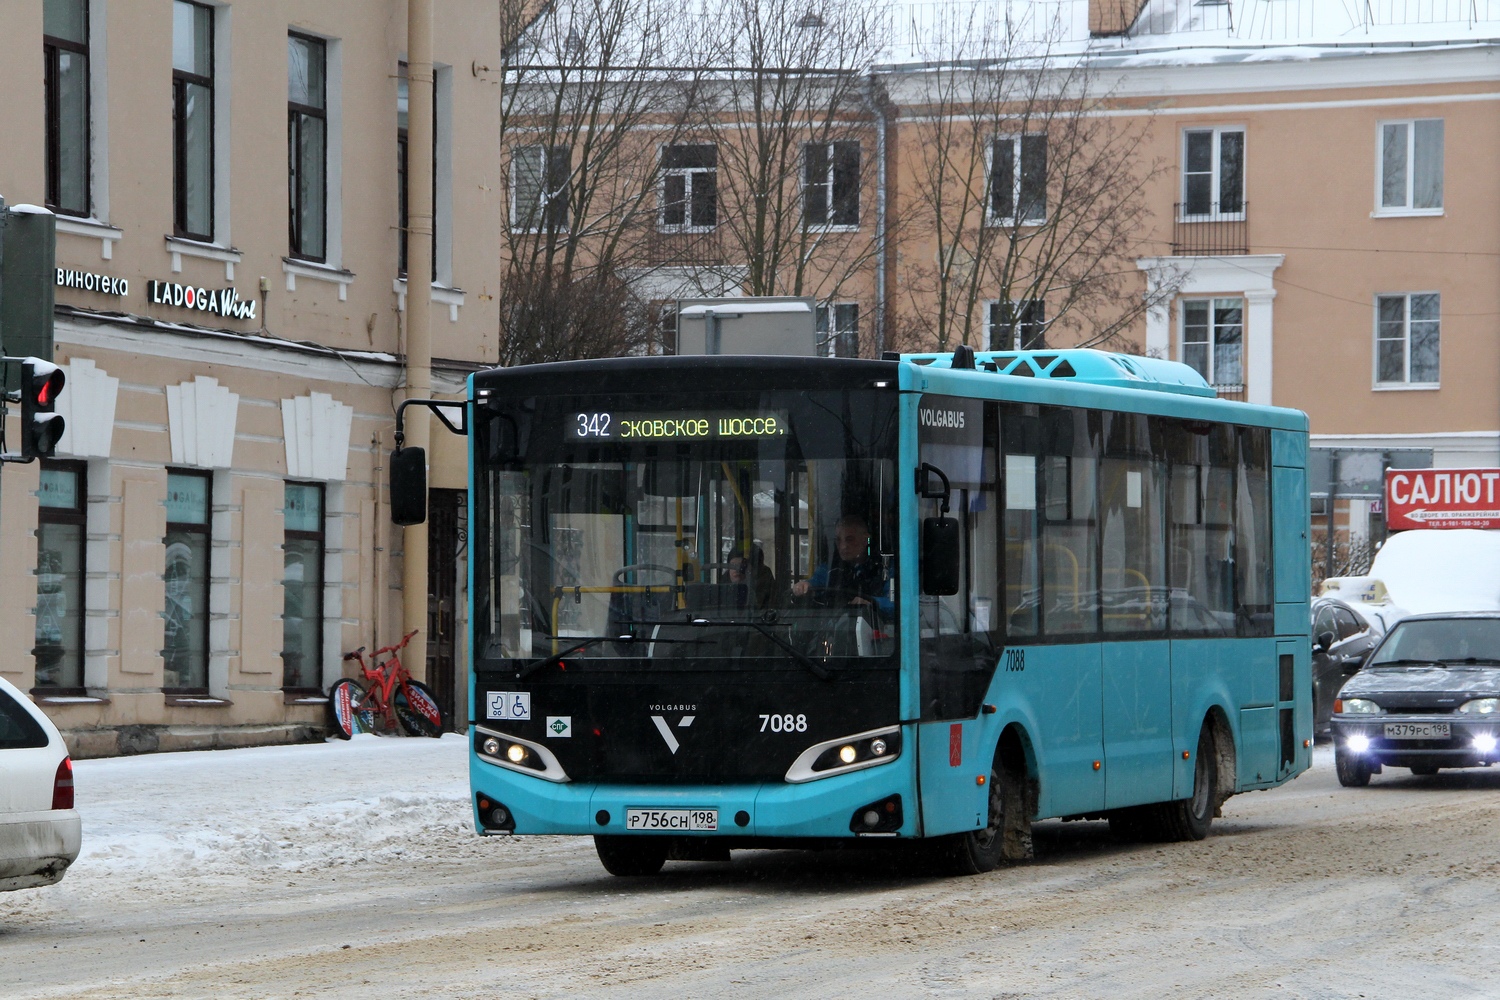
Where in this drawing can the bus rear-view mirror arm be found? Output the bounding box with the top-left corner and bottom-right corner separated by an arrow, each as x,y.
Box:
390,398 -> 468,526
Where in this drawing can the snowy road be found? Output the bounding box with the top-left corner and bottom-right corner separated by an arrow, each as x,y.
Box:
2,735 -> 1498,999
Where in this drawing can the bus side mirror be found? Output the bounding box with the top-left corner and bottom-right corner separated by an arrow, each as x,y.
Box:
390,446 -> 427,525
921,516 -> 960,595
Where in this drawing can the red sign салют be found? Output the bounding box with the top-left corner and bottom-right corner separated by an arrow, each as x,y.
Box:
1385,468 -> 1500,530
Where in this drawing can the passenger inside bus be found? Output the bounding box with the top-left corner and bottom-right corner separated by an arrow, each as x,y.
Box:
793,514 -> 892,614
725,545 -> 780,611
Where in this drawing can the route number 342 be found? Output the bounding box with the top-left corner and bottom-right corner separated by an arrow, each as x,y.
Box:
760,713 -> 808,733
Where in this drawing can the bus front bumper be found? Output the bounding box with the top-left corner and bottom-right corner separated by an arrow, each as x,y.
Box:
470,755 -> 915,839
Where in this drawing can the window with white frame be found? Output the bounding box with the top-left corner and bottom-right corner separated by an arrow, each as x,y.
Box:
816,303 -> 859,357
172,0 -> 214,241
1181,298 -> 1244,387
1375,292 -> 1440,386
288,33 -> 327,261
1378,119 -> 1443,214
44,0 -> 91,218
659,144 -> 717,231
510,144 -> 570,233
803,141 -> 859,228
989,134 -> 1046,225
1181,127 -> 1244,218
986,300 -> 1046,351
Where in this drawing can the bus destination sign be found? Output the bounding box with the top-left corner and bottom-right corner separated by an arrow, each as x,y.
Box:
572,411 -> 789,440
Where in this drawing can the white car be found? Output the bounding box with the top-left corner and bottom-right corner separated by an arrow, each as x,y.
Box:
0,675 -> 81,891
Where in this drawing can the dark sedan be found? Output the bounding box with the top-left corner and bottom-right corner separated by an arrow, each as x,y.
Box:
1332,612 -> 1500,786
1312,597 -> 1385,738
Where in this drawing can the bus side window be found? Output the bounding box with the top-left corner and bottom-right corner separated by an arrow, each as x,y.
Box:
1236,426 -> 1273,636
1101,412 -> 1167,633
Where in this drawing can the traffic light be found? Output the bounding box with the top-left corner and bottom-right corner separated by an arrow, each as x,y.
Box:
19,358 -> 65,461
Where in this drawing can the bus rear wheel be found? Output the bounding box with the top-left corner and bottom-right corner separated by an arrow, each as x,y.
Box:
1110,724 -> 1219,842
594,836 -> 668,877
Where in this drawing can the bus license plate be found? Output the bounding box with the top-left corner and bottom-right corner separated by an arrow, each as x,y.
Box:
1384,722 -> 1450,739
625,809 -> 718,832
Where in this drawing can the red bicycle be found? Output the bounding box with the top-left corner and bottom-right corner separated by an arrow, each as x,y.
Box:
328,629 -> 445,738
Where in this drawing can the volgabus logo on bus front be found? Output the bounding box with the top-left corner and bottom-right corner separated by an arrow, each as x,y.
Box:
1385,468 -> 1500,530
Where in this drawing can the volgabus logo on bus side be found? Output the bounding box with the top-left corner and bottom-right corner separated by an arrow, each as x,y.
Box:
147,279 -> 258,321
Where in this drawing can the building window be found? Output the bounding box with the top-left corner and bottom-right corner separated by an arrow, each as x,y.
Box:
1379,119 -> 1443,214
34,462 -> 87,692
511,144 -> 570,233
172,0 -> 214,241
817,303 -> 859,357
163,469 -> 211,692
1181,298 -> 1244,387
804,141 -> 859,228
282,482 -> 324,692
659,144 -> 717,231
397,63 -> 442,277
288,33 -> 327,261
44,0 -> 90,218
1181,127 -> 1244,218
987,300 -> 1046,351
989,134 -> 1046,225
1375,292 -> 1440,386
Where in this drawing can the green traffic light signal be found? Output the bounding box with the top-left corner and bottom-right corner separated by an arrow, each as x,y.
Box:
19,358 -> 65,461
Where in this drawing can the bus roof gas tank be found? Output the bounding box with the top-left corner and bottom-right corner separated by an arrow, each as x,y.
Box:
675,297 -> 817,357
898,348 -> 1217,398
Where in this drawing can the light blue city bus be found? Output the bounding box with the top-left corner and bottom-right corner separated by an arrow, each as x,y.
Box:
454,348 -> 1311,875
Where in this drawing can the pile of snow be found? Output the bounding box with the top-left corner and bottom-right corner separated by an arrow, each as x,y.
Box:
1365,529 -> 1500,616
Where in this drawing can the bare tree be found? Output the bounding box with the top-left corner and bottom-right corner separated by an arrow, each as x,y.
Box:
682,0 -> 890,320
891,5 -> 1181,354
497,0 -> 697,365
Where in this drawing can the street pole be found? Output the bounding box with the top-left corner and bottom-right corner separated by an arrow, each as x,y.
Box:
402,0 -> 434,681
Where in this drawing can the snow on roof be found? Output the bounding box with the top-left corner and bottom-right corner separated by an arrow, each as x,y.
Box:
1367,528 -> 1500,616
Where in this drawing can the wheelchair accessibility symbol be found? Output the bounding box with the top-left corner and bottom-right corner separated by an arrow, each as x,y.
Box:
487,691 -> 531,721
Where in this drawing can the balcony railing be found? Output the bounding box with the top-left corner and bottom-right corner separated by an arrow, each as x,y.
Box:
643,226 -> 730,268
1172,202 -> 1248,256
1212,383 -> 1247,402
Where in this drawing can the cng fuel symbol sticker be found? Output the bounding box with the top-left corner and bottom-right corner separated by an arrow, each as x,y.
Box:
651,714 -> 696,754
546,716 -> 572,738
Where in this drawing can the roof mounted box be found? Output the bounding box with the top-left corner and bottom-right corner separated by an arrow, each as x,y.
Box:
676,296 -> 816,356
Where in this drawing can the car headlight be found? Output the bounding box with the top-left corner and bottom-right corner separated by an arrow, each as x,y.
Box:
1336,698 -> 1382,715
1458,698 -> 1500,715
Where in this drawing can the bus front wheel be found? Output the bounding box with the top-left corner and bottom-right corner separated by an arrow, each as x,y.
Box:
594,835 -> 668,877
940,749 -> 1033,875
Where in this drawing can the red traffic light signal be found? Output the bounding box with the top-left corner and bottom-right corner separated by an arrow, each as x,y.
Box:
20,358 -> 65,461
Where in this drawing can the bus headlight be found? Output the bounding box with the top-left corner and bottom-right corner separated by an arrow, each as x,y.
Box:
474,726 -> 571,783
785,727 -> 902,783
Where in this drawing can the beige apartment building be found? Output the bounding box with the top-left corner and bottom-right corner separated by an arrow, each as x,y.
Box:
0,1 -> 502,754
503,0 -> 1500,567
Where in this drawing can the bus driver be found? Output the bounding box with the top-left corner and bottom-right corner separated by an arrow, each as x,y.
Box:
792,514 -> 891,613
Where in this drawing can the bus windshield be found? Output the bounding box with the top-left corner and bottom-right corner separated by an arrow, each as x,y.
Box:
474,389 -> 899,670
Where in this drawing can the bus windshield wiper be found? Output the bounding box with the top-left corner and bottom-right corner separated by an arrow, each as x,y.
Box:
514,633 -> 704,678
681,618 -> 832,681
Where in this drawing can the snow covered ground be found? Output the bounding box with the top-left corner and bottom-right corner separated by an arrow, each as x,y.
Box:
67,733 -> 483,889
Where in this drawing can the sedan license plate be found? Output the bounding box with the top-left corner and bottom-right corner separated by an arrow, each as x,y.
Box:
625,808 -> 718,832
1384,721 -> 1450,740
